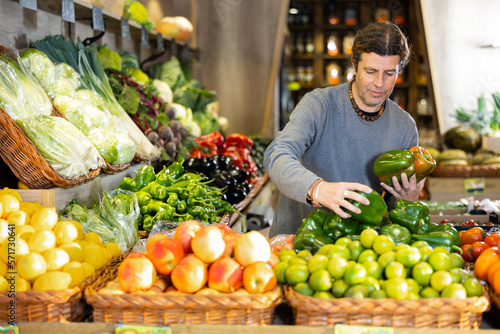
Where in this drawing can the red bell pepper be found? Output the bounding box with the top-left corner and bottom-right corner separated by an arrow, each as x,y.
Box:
409,146 -> 436,182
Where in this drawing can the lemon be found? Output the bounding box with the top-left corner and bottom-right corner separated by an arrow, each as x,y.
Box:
43,248 -> 70,271
16,276 -> 31,292
62,261 -> 87,288
67,220 -> 84,240
104,242 -> 122,258
0,219 -> 9,244
17,181 -> 29,190
28,230 -> 56,253
0,258 -> 7,276
0,276 -> 7,292
32,271 -> 71,291
76,240 -> 90,249
0,194 -> 20,219
30,207 -> 58,231
7,210 -> 29,227
1,237 -> 29,263
83,232 -> 103,246
102,247 -> 112,261
18,252 -> 47,282
15,224 -> 36,241
81,261 -> 95,278
0,188 -> 23,203
20,202 -> 38,217
53,220 -> 79,245
82,243 -> 107,270
58,242 -> 84,262
0,202 -> 3,218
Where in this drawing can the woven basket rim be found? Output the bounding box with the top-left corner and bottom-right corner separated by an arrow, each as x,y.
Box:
431,165 -> 500,177
487,283 -> 500,309
284,285 -> 490,315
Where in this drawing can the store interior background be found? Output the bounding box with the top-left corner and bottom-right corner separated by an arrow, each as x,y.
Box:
1,0 -> 500,140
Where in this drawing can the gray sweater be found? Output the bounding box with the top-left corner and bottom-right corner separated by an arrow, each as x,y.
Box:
264,83 -> 418,237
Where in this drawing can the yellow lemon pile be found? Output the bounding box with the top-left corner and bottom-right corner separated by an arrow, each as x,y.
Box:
0,188 -> 122,292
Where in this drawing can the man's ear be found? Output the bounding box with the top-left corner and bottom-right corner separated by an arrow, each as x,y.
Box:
351,55 -> 357,75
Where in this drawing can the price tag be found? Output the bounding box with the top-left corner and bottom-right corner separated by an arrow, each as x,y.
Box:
464,177 -> 485,195
170,41 -> 177,57
92,5 -> 105,32
61,0 -> 75,23
121,17 -> 131,39
141,26 -> 150,47
335,324 -> 393,334
116,325 -> 170,334
181,45 -> 191,61
156,33 -> 165,52
20,0 -> 37,10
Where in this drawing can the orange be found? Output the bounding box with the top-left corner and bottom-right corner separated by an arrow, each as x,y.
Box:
493,268 -> 500,295
475,247 -> 500,281
487,261 -> 500,285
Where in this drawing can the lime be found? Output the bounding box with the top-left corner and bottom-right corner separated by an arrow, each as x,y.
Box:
394,244 -> 410,251
347,240 -> 365,261
307,254 -> 329,273
441,283 -> 467,299
361,276 -> 380,294
331,279 -> 349,298
406,278 -> 421,294
369,289 -> 387,299
344,263 -> 367,285
309,269 -> 333,291
385,261 -> 406,279
296,250 -> 313,258
428,252 -> 452,271
396,247 -> 422,268
463,278 -> 483,297
411,240 -> 429,248
407,292 -> 420,300
384,277 -> 408,300
449,253 -> 465,269
420,286 -> 439,298
360,229 -> 378,249
279,248 -> 297,258
357,249 -> 378,263
412,262 -> 434,286
326,245 -> 351,260
433,247 -> 450,254
450,271 -> 462,283
362,260 -> 383,279
417,244 -> 434,262
285,263 -> 310,285
274,261 -> 290,284
335,237 -> 352,247
293,282 -> 314,296
430,270 -> 453,292
450,268 -> 472,283
317,244 -> 336,256
313,291 -> 334,299
377,251 -> 396,270
289,257 -> 308,266
344,284 -> 369,298
372,235 -> 395,255
327,256 -> 349,279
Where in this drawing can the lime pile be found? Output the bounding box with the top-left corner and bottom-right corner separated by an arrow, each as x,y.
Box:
275,229 -> 483,300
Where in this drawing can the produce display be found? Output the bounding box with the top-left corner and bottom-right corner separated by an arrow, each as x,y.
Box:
104,221 -> 277,295
116,162 -> 239,231
0,188 -> 122,292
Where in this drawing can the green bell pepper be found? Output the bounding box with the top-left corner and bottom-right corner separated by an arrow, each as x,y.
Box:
117,165 -> 156,192
135,191 -> 152,207
374,149 -> 416,186
430,223 -> 460,246
411,230 -> 462,253
380,223 -> 411,245
140,199 -> 175,217
322,211 -> 358,241
293,229 -> 333,254
346,191 -> 387,226
296,209 -> 329,235
155,160 -> 185,186
389,199 -> 430,234
148,182 -> 168,200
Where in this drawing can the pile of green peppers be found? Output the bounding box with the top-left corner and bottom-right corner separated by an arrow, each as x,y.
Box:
117,162 -> 240,231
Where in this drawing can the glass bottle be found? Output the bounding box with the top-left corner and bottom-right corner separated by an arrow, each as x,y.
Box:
327,0 -> 339,25
326,33 -> 340,56
305,33 -> 315,55
417,93 -> 429,115
305,64 -> 314,85
296,33 -> 305,55
375,7 -> 390,22
296,63 -> 305,84
345,8 -> 357,26
326,62 -> 341,85
345,65 -> 354,82
343,32 -> 355,55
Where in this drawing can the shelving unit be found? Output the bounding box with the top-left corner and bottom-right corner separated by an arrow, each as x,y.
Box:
280,0 -> 440,148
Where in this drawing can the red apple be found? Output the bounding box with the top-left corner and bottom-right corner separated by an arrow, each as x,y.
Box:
191,226 -> 225,263
242,261 -> 277,294
117,256 -> 157,293
126,252 -> 148,259
171,254 -> 207,293
207,257 -> 243,293
174,220 -> 203,254
146,237 -> 185,276
146,233 -> 167,254
234,231 -> 271,267
195,287 -> 220,295
222,233 -> 241,258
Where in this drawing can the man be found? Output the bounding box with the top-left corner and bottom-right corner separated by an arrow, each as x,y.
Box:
264,21 -> 425,237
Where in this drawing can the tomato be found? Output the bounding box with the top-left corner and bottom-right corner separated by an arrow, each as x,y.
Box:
474,247 -> 500,281
458,231 -> 465,243
461,227 -> 486,245
471,241 -> 490,260
441,219 -> 449,225
485,232 -> 500,248
460,244 -> 473,262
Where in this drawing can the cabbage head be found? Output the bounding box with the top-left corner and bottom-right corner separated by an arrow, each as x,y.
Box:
75,89 -> 107,113
126,68 -> 149,85
20,49 -> 55,91
54,62 -> 80,90
47,78 -> 77,100
98,46 -> 122,72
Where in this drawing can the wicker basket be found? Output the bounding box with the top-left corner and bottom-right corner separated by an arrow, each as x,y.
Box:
85,264 -> 283,325
284,285 -> 490,329
487,283 -> 500,309
431,165 -> 500,178
0,250 -> 128,322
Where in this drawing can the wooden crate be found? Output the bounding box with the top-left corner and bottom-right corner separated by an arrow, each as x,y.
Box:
482,136 -> 500,152
427,177 -> 500,202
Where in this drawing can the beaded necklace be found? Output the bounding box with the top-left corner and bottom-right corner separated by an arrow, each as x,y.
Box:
348,80 -> 386,121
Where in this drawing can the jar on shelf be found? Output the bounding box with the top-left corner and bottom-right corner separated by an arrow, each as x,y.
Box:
287,67 -> 297,83
391,1 -> 406,24
295,33 -> 305,55
305,65 -> 314,85
326,33 -> 340,56
296,63 -> 306,84
417,63 -> 428,85
375,7 -> 390,22
345,8 -> 357,26
343,32 -> 355,55
305,33 -> 315,56
417,92 -> 430,115
326,62 -> 341,85
392,89 -> 407,110
327,0 -> 339,25
345,65 -> 354,82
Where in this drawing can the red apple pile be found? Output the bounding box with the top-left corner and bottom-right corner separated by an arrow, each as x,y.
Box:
115,220 -> 279,295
